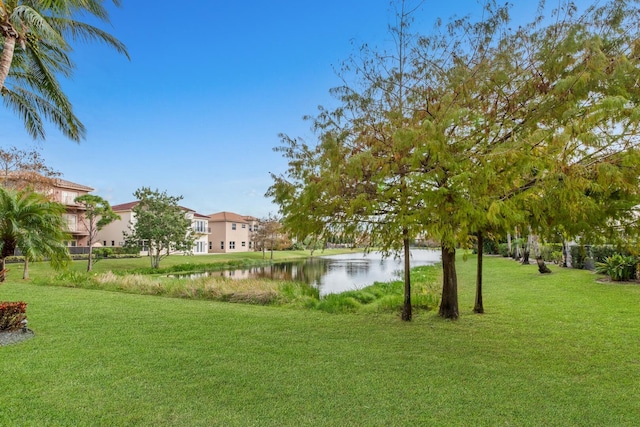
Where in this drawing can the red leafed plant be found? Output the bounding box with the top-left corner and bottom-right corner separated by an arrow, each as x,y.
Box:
0,301 -> 27,331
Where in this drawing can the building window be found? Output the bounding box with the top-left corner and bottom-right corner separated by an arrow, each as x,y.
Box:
230,241 -> 236,249
209,242 -> 212,250
242,224 -> 246,229
103,241 -> 107,246
232,223 -> 236,230
249,242 -> 252,249
220,241 -> 224,250
242,241 -> 246,247
193,220 -> 207,233
111,241 -> 115,246
63,214 -> 77,232
61,191 -> 78,205
195,241 -> 205,253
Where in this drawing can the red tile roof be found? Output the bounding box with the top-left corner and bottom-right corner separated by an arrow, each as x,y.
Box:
208,211 -> 248,223
112,201 -> 208,218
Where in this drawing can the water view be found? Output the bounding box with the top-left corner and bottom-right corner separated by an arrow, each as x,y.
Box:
178,249 -> 441,296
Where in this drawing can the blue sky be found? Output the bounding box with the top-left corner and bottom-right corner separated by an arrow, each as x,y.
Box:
3,0 -> 588,217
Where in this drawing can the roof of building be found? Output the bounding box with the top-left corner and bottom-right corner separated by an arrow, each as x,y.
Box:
111,201 -> 139,211
53,178 -> 94,192
1,172 -> 94,192
112,201 -> 208,218
208,211 -> 248,223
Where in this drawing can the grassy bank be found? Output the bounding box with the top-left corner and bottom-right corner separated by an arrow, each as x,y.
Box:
21,249 -> 441,314
1,255 -> 639,425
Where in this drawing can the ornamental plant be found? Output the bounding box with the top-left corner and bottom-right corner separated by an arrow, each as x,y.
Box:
0,301 -> 27,331
595,254 -> 638,282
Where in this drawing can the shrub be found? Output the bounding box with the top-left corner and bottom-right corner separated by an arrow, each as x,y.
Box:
0,301 -> 27,331
483,238 -> 499,255
540,244 -> 563,262
498,243 -> 509,257
595,254 -> 638,281
591,245 -> 620,263
570,245 -> 587,269
94,248 -> 114,258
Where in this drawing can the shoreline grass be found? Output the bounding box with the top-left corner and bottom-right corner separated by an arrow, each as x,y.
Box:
1,255 -> 639,425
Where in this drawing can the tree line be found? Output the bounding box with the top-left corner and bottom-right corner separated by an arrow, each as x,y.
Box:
268,0 -> 640,320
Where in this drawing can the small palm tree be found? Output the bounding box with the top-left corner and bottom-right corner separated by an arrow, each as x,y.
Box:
0,0 -> 129,141
0,186 -> 70,281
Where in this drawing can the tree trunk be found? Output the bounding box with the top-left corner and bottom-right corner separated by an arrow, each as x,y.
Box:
474,231 -> 484,314
0,35 -> 17,90
0,257 -> 6,282
401,231 -> 412,321
507,232 -> 512,258
87,245 -> 94,272
22,258 -> 29,280
537,257 -> 552,274
151,249 -> 160,269
521,233 -> 532,265
439,245 -> 459,320
562,240 -> 572,268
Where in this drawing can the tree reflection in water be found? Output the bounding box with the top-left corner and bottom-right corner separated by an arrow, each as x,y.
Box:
173,249 -> 441,296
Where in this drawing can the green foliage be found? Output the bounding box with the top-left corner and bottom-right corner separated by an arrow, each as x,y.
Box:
482,238 -> 500,255
540,244 -> 563,263
0,301 -> 27,331
591,245 -> 619,263
0,0 -> 129,141
269,0 -> 640,321
595,254 -> 638,281
124,187 -> 195,269
0,187 -> 71,280
498,243 -> 509,257
570,245 -> 587,270
93,248 -> 113,258
74,194 -> 120,271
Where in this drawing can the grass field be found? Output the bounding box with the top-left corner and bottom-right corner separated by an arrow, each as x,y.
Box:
1,254 -> 639,426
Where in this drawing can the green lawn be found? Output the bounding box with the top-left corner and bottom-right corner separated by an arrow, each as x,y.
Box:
1,255 -> 639,426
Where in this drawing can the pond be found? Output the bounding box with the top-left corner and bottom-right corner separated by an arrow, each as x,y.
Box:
174,249 -> 441,296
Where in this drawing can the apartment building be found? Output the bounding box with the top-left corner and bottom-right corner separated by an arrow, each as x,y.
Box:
97,201 -> 210,255
49,178 -> 95,247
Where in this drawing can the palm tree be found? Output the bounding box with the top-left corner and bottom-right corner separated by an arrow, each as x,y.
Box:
0,186 -> 70,281
0,0 -> 128,141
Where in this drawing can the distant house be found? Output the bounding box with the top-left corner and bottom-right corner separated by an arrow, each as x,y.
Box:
97,201 -> 210,255
208,212 -> 258,253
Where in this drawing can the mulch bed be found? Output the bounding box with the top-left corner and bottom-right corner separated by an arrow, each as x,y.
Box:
0,329 -> 35,346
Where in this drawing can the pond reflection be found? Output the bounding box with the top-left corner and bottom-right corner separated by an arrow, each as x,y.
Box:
173,249 -> 441,296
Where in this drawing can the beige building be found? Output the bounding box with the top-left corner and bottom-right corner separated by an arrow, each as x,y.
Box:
208,212 -> 259,253
47,178 -> 94,248
97,202 -> 210,255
